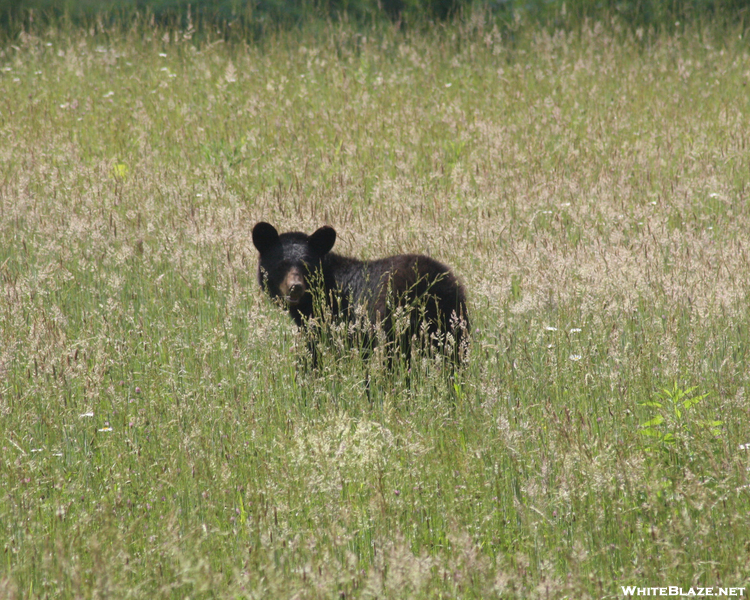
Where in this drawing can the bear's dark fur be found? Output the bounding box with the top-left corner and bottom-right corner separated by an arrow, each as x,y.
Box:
252,222 -> 469,364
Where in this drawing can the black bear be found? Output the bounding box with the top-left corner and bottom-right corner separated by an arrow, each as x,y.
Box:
252,222 -> 469,365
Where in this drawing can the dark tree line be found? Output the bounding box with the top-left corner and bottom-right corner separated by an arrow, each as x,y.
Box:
2,0 -> 748,37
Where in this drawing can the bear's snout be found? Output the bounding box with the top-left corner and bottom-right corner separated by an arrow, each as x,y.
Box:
280,268 -> 306,306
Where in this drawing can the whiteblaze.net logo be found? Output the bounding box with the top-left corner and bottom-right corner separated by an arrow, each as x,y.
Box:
622,587 -> 746,597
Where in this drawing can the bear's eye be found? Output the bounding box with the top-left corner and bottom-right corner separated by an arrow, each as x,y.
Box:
273,260 -> 309,278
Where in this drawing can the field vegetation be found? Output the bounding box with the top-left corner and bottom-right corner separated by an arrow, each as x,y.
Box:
1,8 -> 750,598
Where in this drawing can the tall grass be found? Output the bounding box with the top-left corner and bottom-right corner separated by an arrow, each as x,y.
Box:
1,12 -> 750,598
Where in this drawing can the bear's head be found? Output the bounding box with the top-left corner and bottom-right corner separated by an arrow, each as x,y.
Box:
252,222 -> 336,307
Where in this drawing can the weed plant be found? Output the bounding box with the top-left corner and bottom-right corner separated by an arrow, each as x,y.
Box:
1,12 -> 750,599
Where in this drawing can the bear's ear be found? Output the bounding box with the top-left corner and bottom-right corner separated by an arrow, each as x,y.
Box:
252,222 -> 279,255
309,226 -> 336,256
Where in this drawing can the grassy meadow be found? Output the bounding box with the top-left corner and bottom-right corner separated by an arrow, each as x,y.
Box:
2,13 -> 750,598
